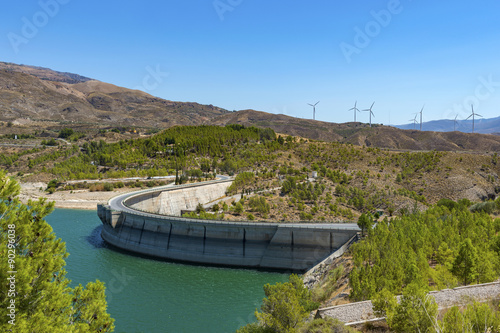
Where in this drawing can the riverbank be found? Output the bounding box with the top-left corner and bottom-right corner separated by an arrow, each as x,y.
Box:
19,182 -> 139,210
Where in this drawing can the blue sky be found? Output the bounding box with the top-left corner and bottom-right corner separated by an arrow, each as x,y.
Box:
1,0 -> 500,126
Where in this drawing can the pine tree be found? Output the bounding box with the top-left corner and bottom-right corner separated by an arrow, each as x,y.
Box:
452,238 -> 478,285
357,213 -> 373,237
0,171 -> 114,332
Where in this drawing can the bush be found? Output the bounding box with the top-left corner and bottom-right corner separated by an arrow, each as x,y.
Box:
437,198 -> 458,211
248,196 -> 270,214
58,128 -> 74,139
103,183 -> 114,191
470,201 -> 496,214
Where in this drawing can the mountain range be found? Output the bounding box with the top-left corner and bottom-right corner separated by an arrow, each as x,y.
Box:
2,61 -> 500,152
395,116 -> 500,134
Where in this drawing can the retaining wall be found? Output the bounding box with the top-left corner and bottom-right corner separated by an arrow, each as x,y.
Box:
125,181 -> 231,216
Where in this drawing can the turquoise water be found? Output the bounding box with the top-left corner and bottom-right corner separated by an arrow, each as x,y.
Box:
46,209 -> 288,333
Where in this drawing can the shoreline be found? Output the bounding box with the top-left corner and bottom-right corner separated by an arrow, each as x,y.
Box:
19,182 -> 139,210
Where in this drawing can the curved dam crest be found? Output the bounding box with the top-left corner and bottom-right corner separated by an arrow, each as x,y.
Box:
98,179 -> 360,271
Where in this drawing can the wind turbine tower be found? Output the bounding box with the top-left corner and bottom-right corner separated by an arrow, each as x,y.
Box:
454,115 -> 458,132
349,101 -> 360,122
363,102 -> 375,127
308,101 -> 319,120
419,105 -> 424,131
466,105 -> 482,133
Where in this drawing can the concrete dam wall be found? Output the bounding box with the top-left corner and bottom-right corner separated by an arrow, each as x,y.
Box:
125,181 -> 230,216
98,180 -> 359,271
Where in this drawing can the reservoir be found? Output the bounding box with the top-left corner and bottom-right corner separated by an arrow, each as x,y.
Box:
46,209 -> 288,333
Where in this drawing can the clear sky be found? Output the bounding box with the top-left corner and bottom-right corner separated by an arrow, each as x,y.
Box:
1,0 -> 500,126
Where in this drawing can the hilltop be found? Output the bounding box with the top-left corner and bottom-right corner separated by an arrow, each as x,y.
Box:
208,109 -> 500,152
0,62 -> 228,129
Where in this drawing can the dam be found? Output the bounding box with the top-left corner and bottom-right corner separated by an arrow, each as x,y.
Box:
98,178 -> 360,271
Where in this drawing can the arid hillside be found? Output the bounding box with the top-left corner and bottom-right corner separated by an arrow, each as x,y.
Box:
0,63 -> 229,128
208,109 -> 500,152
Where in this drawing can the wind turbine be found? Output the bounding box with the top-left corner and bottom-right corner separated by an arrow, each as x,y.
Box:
349,101 -> 360,122
466,105 -> 482,133
363,102 -> 375,127
409,114 -> 418,129
453,114 -> 459,132
419,105 -> 424,131
308,101 -> 319,120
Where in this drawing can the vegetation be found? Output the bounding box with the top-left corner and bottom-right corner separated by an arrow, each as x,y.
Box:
236,275 -> 319,333
374,283 -> 500,332
2,124 -> 500,223
349,203 -> 500,302
0,171 -> 114,332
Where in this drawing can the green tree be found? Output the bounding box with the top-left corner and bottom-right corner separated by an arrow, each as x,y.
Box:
388,283 -> 438,333
234,202 -> 244,215
357,213 -> 372,237
372,288 -> 397,319
238,275 -> 317,333
0,171 -> 114,332
440,306 -> 467,333
255,282 -> 308,333
452,238 -> 478,285
439,302 -> 500,333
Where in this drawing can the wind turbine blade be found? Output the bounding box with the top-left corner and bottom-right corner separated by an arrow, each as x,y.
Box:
465,114 -> 472,120
370,102 -> 375,109
476,114 -> 483,117
315,101 -> 320,106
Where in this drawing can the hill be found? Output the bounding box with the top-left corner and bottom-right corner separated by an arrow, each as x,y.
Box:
0,62 -> 93,84
208,110 -> 500,152
2,62 -> 500,152
0,63 -> 229,128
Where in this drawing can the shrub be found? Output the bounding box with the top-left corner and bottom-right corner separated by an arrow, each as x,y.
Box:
248,196 -> 270,214
437,198 -> 458,211
58,128 -> 74,139
470,201 -> 496,214
103,183 -> 114,191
